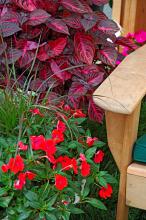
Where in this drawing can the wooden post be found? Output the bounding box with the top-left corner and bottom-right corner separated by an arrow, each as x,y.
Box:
105,103 -> 141,220
113,0 -> 146,34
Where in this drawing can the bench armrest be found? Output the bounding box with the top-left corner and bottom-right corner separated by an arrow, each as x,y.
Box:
93,45 -> 146,114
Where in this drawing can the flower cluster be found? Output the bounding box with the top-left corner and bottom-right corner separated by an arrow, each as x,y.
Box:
1,107 -> 114,218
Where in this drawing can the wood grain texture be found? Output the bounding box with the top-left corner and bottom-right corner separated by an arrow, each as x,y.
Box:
105,104 -> 141,220
127,163 -> 146,178
126,173 -> 146,210
112,0 -> 122,24
93,45 -> 146,114
113,0 -> 146,34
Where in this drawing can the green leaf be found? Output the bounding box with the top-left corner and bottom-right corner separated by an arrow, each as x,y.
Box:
18,210 -> 32,220
0,187 -> 8,196
97,176 -> 107,187
47,194 -> 58,206
93,141 -> 105,148
45,213 -> 57,220
85,146 -> 97,159
28,201 -> 41,209
60,211 -> 70,220
68,141 -> 80,149
104,174 -> 117,184
68,207 -> 84,214
0,196 -> 12,207
86,198 -> 107,210
24,190 -> 38,202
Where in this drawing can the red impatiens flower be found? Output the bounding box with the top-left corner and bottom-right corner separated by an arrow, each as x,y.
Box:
86,137 -> 98,147
52,129 -> 64,144
57,120 -> 66,133
42,139 -> 56,155
30,135 -> 46,150
55,174 -> 68,190
1,164 -> 9,173
14,172 -> 26,190
94,150 -> 104,164
73,109 -> 86,118
56,156 -> 78,174
25,171 -> 36,180
80,160 -> 91,177
30,108 -> 44,117
8,155 -> 24,174
18,141 -> 28,151
98,184 -> 113,199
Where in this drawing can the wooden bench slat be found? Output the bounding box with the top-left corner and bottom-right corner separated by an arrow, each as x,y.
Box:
93,45 -> 146,114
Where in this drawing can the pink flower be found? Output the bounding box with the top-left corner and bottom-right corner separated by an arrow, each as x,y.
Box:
134,30 -> 146,43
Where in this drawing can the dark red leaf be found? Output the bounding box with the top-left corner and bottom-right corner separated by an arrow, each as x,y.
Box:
37,37 -> 67,61
97,47 -> 118,67
0,12 -> 21,37
61,0 -> 92,14
50,59 -> 71,82
6,48 -> 22,64
0,42 -> 7,56
29,78 -> 47,92
69,81 -> 88,98
116,36 -> 138,49
91,0 -> 109,6
12,0 -> 37,11
18,51 -> 34,67
81,13 -> 97,31
27,9 -> 51,26
85,71 -> 104,87
63,14 -> 82,29
88,98 -> 104,123
74,32 -> 95,65
98,19 -> 119,35
47,19 -> 70,35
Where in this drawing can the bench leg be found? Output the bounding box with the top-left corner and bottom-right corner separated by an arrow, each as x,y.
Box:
116,171 -> 129,220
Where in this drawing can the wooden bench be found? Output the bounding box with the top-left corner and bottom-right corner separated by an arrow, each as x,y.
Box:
93,44 -> 146,220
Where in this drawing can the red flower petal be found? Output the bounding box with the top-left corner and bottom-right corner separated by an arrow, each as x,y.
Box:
52,129 -> 64,144
80,160 -> 90,177
30,108 -> 44,117
55,174 -> 68,190
30,135 -> 46,150
86,137 -> 98,147
57,120 -> 66,133
94,150 -> 104,163
8,155 -> 24,174
25,171 -> 36,180
98,184 -> 113,199
73,109 -> 86,118
18,141 -> 28,151
1,164 -> 9,173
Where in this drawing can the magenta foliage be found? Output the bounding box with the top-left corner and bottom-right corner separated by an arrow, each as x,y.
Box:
0,0 -> 136,122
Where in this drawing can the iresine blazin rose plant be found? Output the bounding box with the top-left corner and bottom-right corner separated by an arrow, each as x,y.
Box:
0,106 -> 115,220
0,0 -> 136,123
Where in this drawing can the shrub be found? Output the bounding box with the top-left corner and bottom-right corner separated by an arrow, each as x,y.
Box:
0,0 -> 136,123
0,91 -> 116,220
